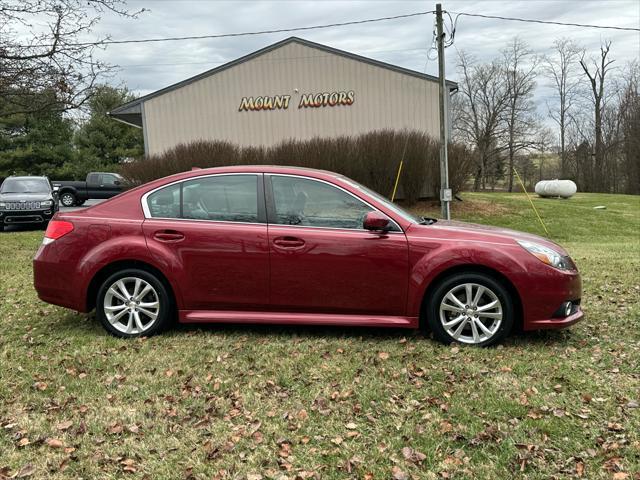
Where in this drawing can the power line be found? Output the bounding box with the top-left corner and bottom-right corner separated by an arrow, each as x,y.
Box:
14,9 -> 638,50
16,11 -> 433,48
449,11 -> 640,32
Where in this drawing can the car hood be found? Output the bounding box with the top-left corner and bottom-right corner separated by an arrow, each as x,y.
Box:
412,220 -> 569,255
0,192 -> 53,201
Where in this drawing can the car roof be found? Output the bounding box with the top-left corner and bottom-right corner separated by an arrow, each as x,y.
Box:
184,165 -> 340,178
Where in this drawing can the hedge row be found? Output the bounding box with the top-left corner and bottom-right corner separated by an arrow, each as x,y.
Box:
120,130 -> 474,204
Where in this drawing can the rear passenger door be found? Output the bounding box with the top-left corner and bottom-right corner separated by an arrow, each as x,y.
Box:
143,174 -> 269,311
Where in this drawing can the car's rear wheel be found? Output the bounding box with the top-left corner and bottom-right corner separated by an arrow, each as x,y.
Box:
60,192 -> 76,207
427,272 -> 514,347
96,269 -> 172,338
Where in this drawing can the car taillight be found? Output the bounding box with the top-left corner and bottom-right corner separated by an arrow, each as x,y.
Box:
43,220 -> 74,244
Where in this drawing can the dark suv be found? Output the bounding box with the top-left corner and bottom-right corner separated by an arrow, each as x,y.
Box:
0,176 -> 59,231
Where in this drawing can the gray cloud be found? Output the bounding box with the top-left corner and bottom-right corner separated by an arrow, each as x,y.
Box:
91,0 -> 638,121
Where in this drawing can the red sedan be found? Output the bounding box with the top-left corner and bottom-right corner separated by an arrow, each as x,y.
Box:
33,166 -> 583,346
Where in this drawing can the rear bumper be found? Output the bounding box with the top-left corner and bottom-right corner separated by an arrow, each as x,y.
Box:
33,243 -> 86,312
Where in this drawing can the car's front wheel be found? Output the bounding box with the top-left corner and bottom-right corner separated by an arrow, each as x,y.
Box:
427,272 -> 514,347
96,269 -> 172,338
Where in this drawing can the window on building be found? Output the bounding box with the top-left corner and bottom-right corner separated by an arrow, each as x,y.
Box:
271,175 -> 372,229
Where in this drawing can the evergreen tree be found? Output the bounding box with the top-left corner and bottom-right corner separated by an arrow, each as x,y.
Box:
74,85 -> 144,165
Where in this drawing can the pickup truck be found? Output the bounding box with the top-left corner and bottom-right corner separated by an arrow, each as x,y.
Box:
53,172 -> 126,207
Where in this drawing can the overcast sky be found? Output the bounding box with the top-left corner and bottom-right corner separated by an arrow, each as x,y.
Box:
91,0 -> 639,97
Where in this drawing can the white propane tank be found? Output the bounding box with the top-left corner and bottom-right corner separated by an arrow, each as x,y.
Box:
534,179 -> 577,199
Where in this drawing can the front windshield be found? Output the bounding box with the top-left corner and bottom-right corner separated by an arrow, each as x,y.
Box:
339,176 -> 423,224
0,178 -> 50,194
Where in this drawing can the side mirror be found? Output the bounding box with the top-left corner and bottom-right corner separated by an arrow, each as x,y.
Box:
114,180 -> 121,186
363,211 -> 392,232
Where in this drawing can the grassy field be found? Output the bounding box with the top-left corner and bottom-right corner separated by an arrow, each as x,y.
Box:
0,192 -> 638,480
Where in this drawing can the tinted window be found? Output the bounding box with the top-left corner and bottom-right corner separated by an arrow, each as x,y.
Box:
147,183 -> 180,218
271,176 -> 372,229
182,175 -> 258,223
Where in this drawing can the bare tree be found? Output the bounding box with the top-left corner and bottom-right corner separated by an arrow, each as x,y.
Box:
579,41 -> 615,192
502,38 -> 540,191
534,127 -> 555,182
453,51 -> 510,190
0,0 -> 144,117
609,61 -> 640,194
543,38 -> 583,178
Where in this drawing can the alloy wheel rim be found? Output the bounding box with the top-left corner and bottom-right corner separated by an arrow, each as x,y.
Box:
61,194 -> 74,206
439,282 -> 503,344
103,277 -> 160,335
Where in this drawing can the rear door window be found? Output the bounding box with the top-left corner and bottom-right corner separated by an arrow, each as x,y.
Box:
182,175 -> 259,223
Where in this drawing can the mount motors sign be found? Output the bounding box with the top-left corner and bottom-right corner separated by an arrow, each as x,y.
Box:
238,90 -> 355,112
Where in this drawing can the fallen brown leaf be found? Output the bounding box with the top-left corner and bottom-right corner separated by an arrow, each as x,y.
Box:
56,420 -> 73,431
46,438 -> 64,449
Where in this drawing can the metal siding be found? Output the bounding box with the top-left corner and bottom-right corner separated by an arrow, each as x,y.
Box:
144,42 -> 441,155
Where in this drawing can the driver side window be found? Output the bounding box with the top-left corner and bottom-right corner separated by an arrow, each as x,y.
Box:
271,176 -> 372,229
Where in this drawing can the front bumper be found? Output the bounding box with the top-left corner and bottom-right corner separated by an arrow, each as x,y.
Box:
520,267 -> 585,331
526,306 -> 584,330
1,208 -> 55,225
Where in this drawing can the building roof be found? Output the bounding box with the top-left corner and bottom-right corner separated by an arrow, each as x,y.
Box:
109,36 -> 457,125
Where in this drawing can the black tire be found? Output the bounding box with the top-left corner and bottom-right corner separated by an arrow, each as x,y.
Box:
96,268 -> 173,338
60,192 -> 76,207
426,272 -> 514,347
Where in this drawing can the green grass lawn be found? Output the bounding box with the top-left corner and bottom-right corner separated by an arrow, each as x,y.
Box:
1,192 -> 638,479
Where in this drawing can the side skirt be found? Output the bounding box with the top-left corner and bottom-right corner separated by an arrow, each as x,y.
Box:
179,310 -> 419,329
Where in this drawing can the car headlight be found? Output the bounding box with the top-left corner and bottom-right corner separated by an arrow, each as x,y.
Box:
0,202 -> 5,209
41,200 -> 53,207
517,240 -> 573,270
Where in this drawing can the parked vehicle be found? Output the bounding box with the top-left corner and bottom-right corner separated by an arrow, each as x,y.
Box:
1,176 -> 59,230
33,166 -> 583,345
53,172 -> 126,207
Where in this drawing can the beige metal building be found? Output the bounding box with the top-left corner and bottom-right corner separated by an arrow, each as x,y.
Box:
110,37 -> 457,156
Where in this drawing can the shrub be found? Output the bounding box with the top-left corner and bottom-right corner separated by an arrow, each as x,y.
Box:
119,130 -> 474,202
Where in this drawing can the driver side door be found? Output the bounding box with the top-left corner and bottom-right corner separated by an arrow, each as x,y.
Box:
266,174 -> 409,316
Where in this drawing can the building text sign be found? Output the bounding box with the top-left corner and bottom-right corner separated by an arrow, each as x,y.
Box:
239,90 -> 355,112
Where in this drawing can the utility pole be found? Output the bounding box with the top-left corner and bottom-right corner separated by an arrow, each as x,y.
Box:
436,3 -> 451,220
